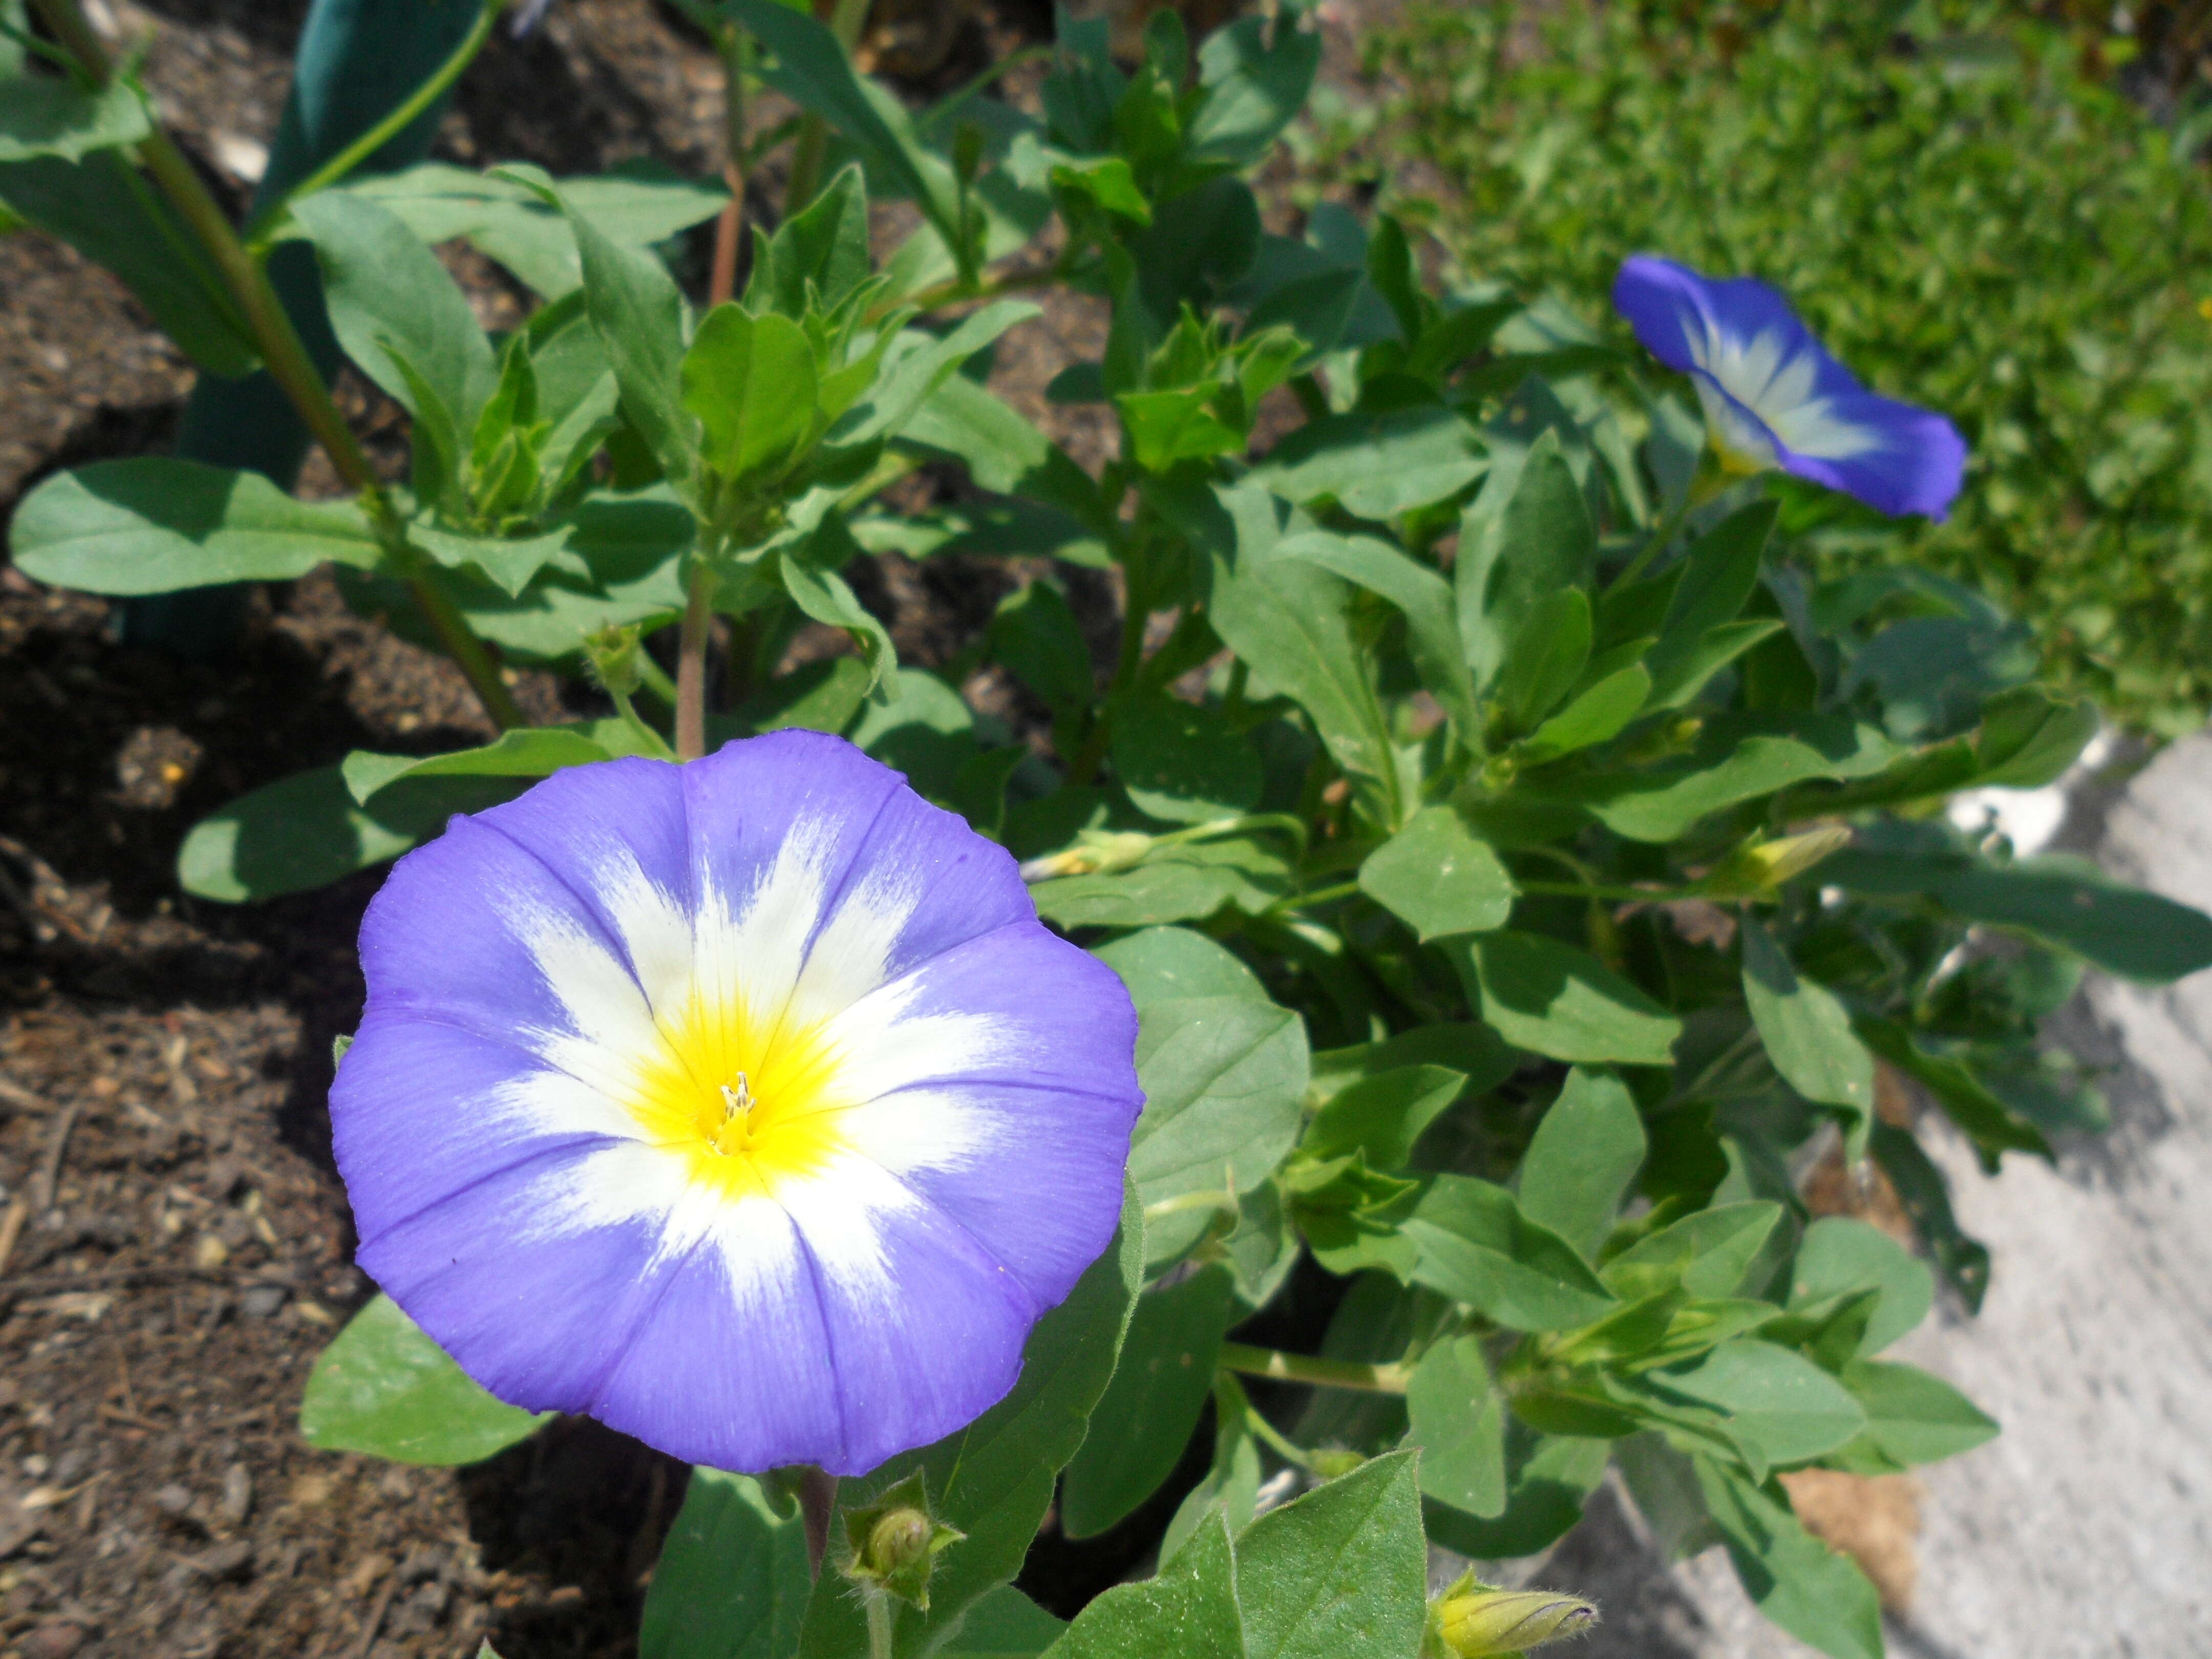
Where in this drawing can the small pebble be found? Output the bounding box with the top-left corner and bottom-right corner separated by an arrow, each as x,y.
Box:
19,1623 -> 88,1659
220,1462 -> 253,1525
192,1233 -> 228,1271
239,1284 -> 288,1318
152,1483 -> 193,1517
184,1538 -> 255,1582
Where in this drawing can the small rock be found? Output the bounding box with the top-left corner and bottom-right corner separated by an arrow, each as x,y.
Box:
238,1284 -> 287,1319
152,1483 -> 193,1518
219,1463 -> 252,1526
49,1448 -> 90,1486
182,1538 -> 255,1582
191,1233 -> 228,1271
19,1622 -> 89,1659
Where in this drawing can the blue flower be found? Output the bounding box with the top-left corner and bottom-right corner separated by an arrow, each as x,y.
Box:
1613,255 -> 1967,520
331,731 -> 1142,1476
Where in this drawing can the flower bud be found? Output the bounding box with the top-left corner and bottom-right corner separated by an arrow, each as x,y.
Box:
584,622 -> 643,698
840,1470 -> 964,1610
1701,825 -> 1852,899
1428,1580 -> 1599,1658
1017,831 -> 1154,883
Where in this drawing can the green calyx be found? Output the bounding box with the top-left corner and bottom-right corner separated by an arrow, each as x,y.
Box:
838,1469 -> 965,1611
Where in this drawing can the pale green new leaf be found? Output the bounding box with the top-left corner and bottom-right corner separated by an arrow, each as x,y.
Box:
299,1293 -> 546,1464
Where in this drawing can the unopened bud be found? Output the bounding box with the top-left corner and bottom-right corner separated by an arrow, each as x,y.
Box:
1018,830 -> 1154,883
840,1470 -> 963,1610
1702,825 -> 1852,899
1427,1578 -> 1599,1658
584,622 -> 643,698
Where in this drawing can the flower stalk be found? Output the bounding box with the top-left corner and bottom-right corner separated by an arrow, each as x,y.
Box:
1217,1342 -> 1411,1395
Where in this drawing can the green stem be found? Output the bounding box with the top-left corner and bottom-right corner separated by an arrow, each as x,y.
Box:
608,686 -> 676,759
1218,1343 -> 1410,1396
864,1588 -> 894,1659
781,0 -> 871,215
1519,879 -> 1683,903
1268,879 -> 1361,915
675,558 -> 717,761
31,0 -> 522,731
634,647 -> 680,710
1240,1401 -> 1316,1471
248,0 -> 501,240
896,255 -> 1068,317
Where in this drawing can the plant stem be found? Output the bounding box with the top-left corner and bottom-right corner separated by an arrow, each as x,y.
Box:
708,25 -> 752,307
608,687 -> 676,759
1239,1401 -> 1316,1470
864,1588 -> 895,1659
675,559 -> 717,761
1519,879 -> 1683,903
781,0 -> 872,215
249,0 -> 501,239
1269,880 -> 1361,915
1218,1342 -> 1410,1396
634,649 -> 680,710
30,0 -> 524,732
897,257 -> 1067,317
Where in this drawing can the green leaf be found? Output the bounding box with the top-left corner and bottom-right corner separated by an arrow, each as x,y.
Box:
746,162 -> 871,317
989,580 -> 1095,713
1112,695 -> 1262,824
1044,1511 -> 1243,1659
351,160 -> 726,299
0,150 -> 256,375
725,0 -> 963,247
1822,847 -> 2212,983
1650,1339 -> 1866,1467
10,460 -> 381,594
842,302 -> 1039,447
1236,1453 -> 1427,1659
1694,1458 -> 1883,1659
1641,501 -> 1774,696
798,1186 -> 1143,1659
1162,1377 -> 1263,1566
1855,1015 -> 2053,1166
177,764 -> 505,904
1130,997 -> 1309,1265
1497,588 -> 1593,735
942,1588 -> 1068,1658
1309,1024 -> 1515,1106
1517,1067 -> 1647,1259
1252,405 -> 1485,520
1457,431 -> 1596,694
1460,931 -> 1683,1066
1406,1335 -> 1507,1518
779,530 -> 897,694
1061,1266 -> 1238,1538
293,191 -> 498,442
896,373 -> 1108,530
1209,526 -> 1397,818
682,304 -> 819,484
850,666 -> 974,798
500,165 -> 697,501
299,1293 -> 547,1465
1741,916 -> 1875,1154
1835,1359 -> 1997,1469
0,72 -> 148,163
1402,1175 -> 1619,1330
1517,663 -> 1652,763
1602,1203 -> 1784,1302
1555,714 -> 1903,843
1869,1123 -> 1990,1311
639,1470 -> 811,1659
1788,1218 -> 1933,1359
1357,807 -> 1515,941
342,729 -> 619,810
1094,927 -> 1268,1010
409,524 -> 588,600
1643,618 -> 1787,713
1421,1429 -> 1609,1560
1031,840 -> 1292,929
1303,1065 -> 1466,1171
1275,531 -> 1481,742
1187,8 -> 1324,166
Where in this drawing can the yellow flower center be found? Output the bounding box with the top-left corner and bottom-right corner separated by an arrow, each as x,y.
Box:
620,987 -> 855,1203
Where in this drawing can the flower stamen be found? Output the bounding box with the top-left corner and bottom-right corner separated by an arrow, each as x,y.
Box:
712,1073 -> 756,1157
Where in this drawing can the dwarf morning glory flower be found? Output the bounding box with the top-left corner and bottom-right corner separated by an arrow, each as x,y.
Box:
1612,254 -> 1967,520
330,731 -> 1142,1476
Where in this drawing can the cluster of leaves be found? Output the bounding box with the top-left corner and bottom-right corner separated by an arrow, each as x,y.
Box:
1337,0 -> 2212,735
12,4 -> 2212,1658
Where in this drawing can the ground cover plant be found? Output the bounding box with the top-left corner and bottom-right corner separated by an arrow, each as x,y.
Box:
8,2 -> 2212,1657
1347,0 -> 2212,735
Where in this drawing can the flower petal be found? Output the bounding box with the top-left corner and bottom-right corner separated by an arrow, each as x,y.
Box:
1613,254 -> 1967,519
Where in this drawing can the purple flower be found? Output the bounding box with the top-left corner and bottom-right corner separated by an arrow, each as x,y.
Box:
1613,255 -> 1968,520
331,731 -> 1142,1476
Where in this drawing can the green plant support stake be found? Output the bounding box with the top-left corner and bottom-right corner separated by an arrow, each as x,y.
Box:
123,0 -> 488,653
